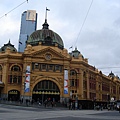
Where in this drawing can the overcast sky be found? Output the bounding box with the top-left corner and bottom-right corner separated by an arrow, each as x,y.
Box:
0,0 -> 120,77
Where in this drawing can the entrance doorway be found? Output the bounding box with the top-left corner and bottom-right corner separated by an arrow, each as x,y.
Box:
32,80 -> 60,103
8,90 -> 20,101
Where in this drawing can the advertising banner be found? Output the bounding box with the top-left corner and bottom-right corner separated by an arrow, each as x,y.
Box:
64,70 -> 68,94
25,66 -> 30,92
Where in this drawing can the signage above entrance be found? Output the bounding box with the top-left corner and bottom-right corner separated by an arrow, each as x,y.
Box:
32,91 -> 60,95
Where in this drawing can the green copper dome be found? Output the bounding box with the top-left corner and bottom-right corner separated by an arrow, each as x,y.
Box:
27,19 -> 64,49
0,40 -> 17,52
69,47 -> 84,58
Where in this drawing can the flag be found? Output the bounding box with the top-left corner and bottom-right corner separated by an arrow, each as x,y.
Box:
46,8 -> 50,11
19,41 -> 22,44
69,46 -> 73,49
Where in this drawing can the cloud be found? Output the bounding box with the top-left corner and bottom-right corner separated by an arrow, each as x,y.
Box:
0,0 -> 120,76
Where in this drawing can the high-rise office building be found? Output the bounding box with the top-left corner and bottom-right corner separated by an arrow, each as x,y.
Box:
18,10 -> 37,52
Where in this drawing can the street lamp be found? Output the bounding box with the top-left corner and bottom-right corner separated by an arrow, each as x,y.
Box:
22,73 -> 28,104
23,79 -> 26,104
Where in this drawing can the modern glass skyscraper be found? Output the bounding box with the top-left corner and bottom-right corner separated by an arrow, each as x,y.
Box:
18,10 -> 37,52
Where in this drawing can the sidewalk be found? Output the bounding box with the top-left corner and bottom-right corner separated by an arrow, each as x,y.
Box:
0,100 -> 68,110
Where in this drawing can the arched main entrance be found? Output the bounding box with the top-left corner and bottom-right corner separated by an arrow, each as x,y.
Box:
8,90 -> 20,101
32,80 -> 60,103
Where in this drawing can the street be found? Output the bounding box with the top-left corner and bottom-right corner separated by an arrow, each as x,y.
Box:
0,104 -> 120,120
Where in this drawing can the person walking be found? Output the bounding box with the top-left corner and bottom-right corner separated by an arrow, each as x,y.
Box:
118,105 -> 120,113
100,104 -> 103,111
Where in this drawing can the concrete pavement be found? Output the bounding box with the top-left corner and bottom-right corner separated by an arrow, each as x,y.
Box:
0,104 -> 120,120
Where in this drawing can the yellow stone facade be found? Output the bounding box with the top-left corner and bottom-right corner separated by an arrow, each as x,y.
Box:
0,21 -> 120,109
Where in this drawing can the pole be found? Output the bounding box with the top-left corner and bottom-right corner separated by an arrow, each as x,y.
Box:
45,7 -> 47,20
42,91 -> 44,105
23,75 -> 26,104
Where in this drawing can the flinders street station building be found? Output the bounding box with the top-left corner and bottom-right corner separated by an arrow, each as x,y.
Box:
0,18 -> 120,109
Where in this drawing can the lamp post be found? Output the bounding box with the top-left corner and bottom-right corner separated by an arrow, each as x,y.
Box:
23,73 -> 27,104
23,79 -> 26,104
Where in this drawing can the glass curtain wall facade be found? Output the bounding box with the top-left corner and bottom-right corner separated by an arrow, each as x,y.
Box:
18,10 -> 37,52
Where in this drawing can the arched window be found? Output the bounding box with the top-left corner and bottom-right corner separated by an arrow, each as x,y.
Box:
70,70 -> 77,76
33,80 -> 60,92
9,65 -> 22,84
11,65 -> 20,71
70,70 -> 77,87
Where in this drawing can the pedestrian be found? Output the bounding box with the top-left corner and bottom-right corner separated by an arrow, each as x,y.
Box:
44,99 -> 48,107
69,102 -> 71,110
118,105 -> 120,113
26,99 -> 28,106
78,104 -> 82,110
51,101 -> 54,107
100,104 -> 103,111
70,102 -> 73,110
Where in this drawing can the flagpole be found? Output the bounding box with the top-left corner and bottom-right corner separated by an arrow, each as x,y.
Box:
45,7 -> 47,20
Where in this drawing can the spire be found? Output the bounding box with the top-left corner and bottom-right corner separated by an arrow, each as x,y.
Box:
75,47 -> 77,51
42,19 -> 49,29
8,39 -> 10,44
42,7 -> 50,29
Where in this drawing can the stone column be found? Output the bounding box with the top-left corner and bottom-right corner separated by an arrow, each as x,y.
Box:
79,70 -> 83,99
86,73 -> 90,99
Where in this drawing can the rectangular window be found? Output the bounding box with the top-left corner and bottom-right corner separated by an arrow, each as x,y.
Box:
44,81 -> 48,90
13,75 -> 17,83
32,63 -> 34,70
59,66 -> 62,72
42,82 -> 44,90
35,63 -> 39,69
49,81 -> 52,89
72,90 -> 74,93
41,64 -> 46,70
70,79 -> 74,86
55,65 -> 59,71
48,65 -> 53,70
10,75 -> 12,83
18,76 -> 22,84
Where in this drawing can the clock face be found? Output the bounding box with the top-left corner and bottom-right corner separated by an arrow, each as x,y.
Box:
45,54 -> 51,60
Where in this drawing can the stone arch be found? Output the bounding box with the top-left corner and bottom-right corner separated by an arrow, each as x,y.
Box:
9,64 -> 22,71
31,76 -> 62,94
8,89 -> 20,101
9,64 -> 22,84
31,76 -> 61,103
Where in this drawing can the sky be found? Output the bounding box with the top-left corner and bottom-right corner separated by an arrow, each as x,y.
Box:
0,0 -> 120,77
